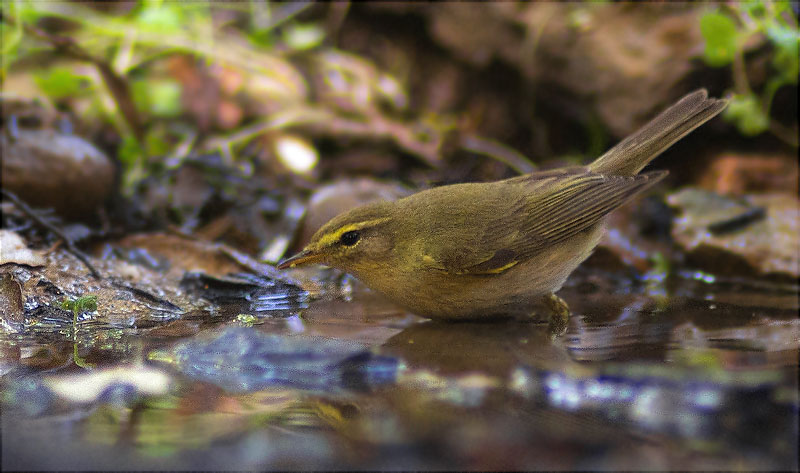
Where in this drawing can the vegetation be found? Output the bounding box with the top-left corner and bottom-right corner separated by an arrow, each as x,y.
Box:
700,1 -> 799,144
61,294 -> 98,368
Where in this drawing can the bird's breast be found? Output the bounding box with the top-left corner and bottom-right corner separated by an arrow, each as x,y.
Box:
349,224 -> 605,320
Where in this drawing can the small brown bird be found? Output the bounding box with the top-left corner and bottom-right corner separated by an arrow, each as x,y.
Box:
279,90 -> 728,330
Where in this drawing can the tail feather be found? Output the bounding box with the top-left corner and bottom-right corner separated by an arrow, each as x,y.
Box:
589,89 -> 728,176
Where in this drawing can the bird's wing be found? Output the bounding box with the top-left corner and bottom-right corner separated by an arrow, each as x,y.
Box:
428,169 -> 667,276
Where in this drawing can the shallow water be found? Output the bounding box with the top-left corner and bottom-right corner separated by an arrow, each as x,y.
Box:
2,266 -> 798,471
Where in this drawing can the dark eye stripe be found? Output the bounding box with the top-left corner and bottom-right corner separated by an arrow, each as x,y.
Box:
340,230 -> 360,246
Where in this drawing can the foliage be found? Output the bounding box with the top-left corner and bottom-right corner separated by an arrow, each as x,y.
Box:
131,78 -> 182,118
1,1 -> 324,189
61,294 -> 99,315
2,0 -> 537,194
700,11 -> 739,67
700,1 -> 799,143
32,66 -> 91,100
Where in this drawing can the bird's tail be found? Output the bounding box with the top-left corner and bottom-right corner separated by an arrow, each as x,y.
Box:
588,89 -> 728,176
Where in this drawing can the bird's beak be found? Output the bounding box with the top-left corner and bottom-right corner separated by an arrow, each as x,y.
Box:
276,248 -> 324,269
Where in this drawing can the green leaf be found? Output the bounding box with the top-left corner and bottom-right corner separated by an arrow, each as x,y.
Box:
767,25 -> 800,55
767,26 -> 799,83
17,3 -> 43,25
283,23 -> 325,51
772,0 -> 793,16
118,135 -> 144,168
33,66 -> 88,100
723,93 -> 769,136
61,295 -> 98,314
149,80 -> 183,117
741,0 -> 767,20
772,46 -> 799,83
137,4 -> 182,33
144,127 -> 172,156
0,19 -> 23,76
75,295 -> 98,313
700,11 -> 739,67
132,78 -> 182,118
249,28 -> 275,48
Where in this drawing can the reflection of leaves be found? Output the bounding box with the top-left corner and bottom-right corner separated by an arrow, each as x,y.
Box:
84,389 -> 312,456
700,11 -> 738,67
724,93 -> 769,136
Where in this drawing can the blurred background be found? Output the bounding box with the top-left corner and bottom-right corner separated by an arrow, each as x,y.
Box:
1,2 -> 798,471
3,2 -> 796,233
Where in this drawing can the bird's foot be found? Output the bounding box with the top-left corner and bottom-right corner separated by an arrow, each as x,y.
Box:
543,293 -> 570,338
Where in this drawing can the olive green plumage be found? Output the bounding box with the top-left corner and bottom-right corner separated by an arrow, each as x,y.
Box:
279,89 -> 728,326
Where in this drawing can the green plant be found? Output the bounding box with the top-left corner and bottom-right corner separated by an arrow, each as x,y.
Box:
1,0 -> 320,190
700,1 -> 799,145
61,294 -> 98,368
61,294 -> 98,323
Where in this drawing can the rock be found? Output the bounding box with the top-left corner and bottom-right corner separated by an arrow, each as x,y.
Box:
113,233 -> 245,279
0,271 -> 25,331
518,3 -> 710,137
1,129 -> 114,219
149,327 -> 399,393
0,230 -> 46,267
42,366 -> 172,404
667,188 -> 799,279
588,196 -> 674,273
400,2 -> 714,137
697,153 -> 799,195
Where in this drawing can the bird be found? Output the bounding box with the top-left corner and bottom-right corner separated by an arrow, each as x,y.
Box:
278,89 -> 728,332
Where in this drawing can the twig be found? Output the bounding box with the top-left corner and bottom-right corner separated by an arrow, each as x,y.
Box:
731,44 -> 751,96
1,189 -> 102,279
324,2 -> 350,45
459,133 -> 537,175
768,120 -> 800,147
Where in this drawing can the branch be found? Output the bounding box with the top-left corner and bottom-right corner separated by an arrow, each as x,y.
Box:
1,189 -> 102,280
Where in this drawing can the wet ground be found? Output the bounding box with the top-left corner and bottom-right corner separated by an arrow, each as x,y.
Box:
1,262 -> 798,471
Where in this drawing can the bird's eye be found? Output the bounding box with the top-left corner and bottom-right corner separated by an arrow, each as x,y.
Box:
339,230 -> 361,246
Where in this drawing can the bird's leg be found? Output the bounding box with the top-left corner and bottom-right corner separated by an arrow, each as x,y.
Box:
543,293 -> 571,337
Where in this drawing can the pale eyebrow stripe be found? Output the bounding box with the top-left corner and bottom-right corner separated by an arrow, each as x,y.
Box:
316,217 -> 392,247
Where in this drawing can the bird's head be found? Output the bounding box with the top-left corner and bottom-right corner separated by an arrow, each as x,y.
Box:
277,200 -> 398,273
